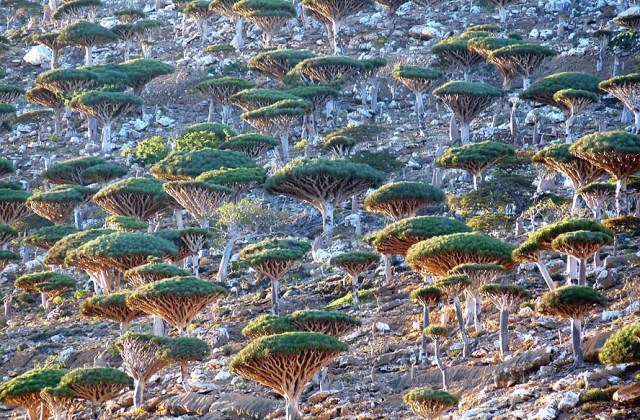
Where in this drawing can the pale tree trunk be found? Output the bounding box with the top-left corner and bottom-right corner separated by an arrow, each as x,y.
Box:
453,296 -> 470,357
331,20 -> 341,55
85,45 -> 93,65
351,273 -> 360,305
616,178 -> 628,215
465,291 -> 476,328
321,203 -> 334,238
53,108 -> 63,137
420,304 -> 429,366
568,255 -> 578,284
351,195 -> 361,236
101,120 -> 112,153
41,292 -> 50,312
285,394 -> 301,420
133,379 -> 145,408
74,207 -> 82,229
460,122 -> 470,144
499,307 -> 509,358
634,111 -> 640,133
473,291 -> 482,333
384,255 -> 392,284
51,49 -> 58,70
571,317 -> 584,366
234,17 -> 244,50
597,38 -> 606,72
217,234 -> 238,282
433,340 -> 448,390
472,171 -> 481,191
279,130 -> 290,165
153,316 -> 165,336
207,101 -> 215,123
536,260 -> 555,290
522,77 -> 531,90
124,39 -> 131,61
498,7 -> 507,25
579,258 -> 587,286
271,279 -> 280,315
565,111 -> 576,143
414,91 -> 424,121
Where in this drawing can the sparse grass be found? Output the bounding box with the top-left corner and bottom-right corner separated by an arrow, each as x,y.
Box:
325,288 -> 378,310
580,386 -> 617,403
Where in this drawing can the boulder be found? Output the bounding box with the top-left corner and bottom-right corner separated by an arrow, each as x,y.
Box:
23,46 -> 51,66
159,393 -> 218,416
613,382 -> 640,404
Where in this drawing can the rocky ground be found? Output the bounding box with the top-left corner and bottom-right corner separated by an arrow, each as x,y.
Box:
2,0 -> 640,419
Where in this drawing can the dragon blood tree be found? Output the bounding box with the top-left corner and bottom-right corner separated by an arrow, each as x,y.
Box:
242,314 -> 297,338
151,148 -> 256,181
488,43 -> 557,90
189,77 -> 254,123
436,141 -> 515,191
288,310 -> 360,336
31,33 -> 68,70
615,7 -> 640,30
160,336 -> 210,392
42,157 -> 105,186
514,218 -> 614,288
432,35 -> 484,81
424,325 -> 450,390
0,223 -> 17,249
301,0 -> 372,54
241,100 -> 310,165
240,238 -> 310,315
365,216 -> 471,284
26,187 -> 85,225
111,23 -> 139,61
247,50 -> 317,83
478,283 -> 529,358
266,159 -> 385,238
58,20 -> 118,65
537,285 -> 606,366
0,368 -> 65,420
230,332 -> 348,420
65,232 -> 178,293
292,56 -> 365,87
196,167 -> 266,199
44,229 -> 114,269
0,189 -> 32,225
155,228 -> 212,270
579,183 -> 615,221
552,89 -> 599,142
58,368 -> 132,419
321,135 -> 355,158
599,323 -> 640,365
403,388 -> 459,419
435,275 -> 472,357
449,263 -> 506,332
208,0 -> 244,48
521,72 -> 600,141
218,134 -> 278,161
183,1 -> 214,46
0,85 -> 24,103
127,276 -> 227,335
533,143 -> 606,211
230,88 -> 300,112
433,81 -> 504,144
117,59 -> 174,104
285,84 -> 340,141
25,87 -> 66,136
598,74 -> 640,131
602,215 -> 640,255
39,386 -> 76,420
69,91 -> 143,153
570,131 -> 640,215
410,286 -> 443,365
80,292 -> 146,332
124,260 -> 190,288
330,251 -> 379,304
174,125 -> 235,152
164,181 -> 233,228
392,65 -> 442,121
551,230 -> 613,286
115,8 -> 146,23
232,0 -> 296,48
115,332 -> 170,408
15,271 -> 75,312
105,215 -> 148,232
93,178 -> 175,224
52,0 -> 102,21
364,181 -> 446,220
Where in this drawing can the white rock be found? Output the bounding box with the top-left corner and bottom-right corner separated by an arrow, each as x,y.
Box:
535,406 -> 557,420
375,322 -> 390,332
23,46 -> 51,66
608,375 -> 621,384
602,310 -> 620,322
50,334 -> 64,343
59,347 -> 76,363
625,301 -> 640,315
133,119 -> 149,131
557,391 -> 580,411
157,116 -> 175,127
214,370 -> 232,381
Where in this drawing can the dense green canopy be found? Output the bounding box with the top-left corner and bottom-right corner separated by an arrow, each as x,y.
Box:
521,72 -> 600,109
151,148 -> 256,181
437,141 -> 516,174
537,285 -> 606,318
599,323 -> 640,364
44,229 -> 114,266
0,368 -> 65,402
242,314 -> 297,338
127,276 -> 227,299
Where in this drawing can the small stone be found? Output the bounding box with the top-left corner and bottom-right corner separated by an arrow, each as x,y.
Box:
214,370 -> 232,381
157,116 -> 175,127
607,376 -> 621,385
557,391 -> 579,411
50,334 -> 64,343
307,390 -> 339,404
601,310 -> 620,322
535,406 -> 557,420
594,269 -> 617,289
375,322 -> 390,333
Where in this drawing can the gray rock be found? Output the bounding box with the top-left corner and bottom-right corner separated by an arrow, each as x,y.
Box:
604,255 -> 630,269
535,406 -> 557,420
23,46 -> 51,66
601,310 -> 620,322
594,269 -> 617,289
557,391 -> 579,411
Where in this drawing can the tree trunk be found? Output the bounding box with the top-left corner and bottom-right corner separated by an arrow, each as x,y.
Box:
101,120 -> 112,153
51,48 -> 58,70
120,321 -> 130,333
85,45 -> 93,65
124,39 -> 131,61
234,17 -> 244,50
453,296 -> 470,357
460,122 -> 470,144
579,258 -> 587,286
285,394 -> 301,420
133,380 -> 145,408
53,108 -> 63,137
331,20 -> 341,55
271,279 -> 280,315
433,340 -> 448,390
371,79 -> 380,113
465,291 -> 475,328
420,304 -> 429,365
473,291 -> 482,333
217,234 -> 237,282
499,307 -> 509,358
613,53 -> 622,76
568,255 -> 578,284
616,178 -> 628,215
181,362 -> 191,392
279,130 -> 290,165
153,316 -> 165,336
322,203 -> 334,238
222,105 -> 232,125
351,273 -> 359,305
351,195 -> 361,236
597,39 -> 605,72
565,112 -> 575,143
571,317 -> 584,366
74,207 -> 82,229
26,406 -> 38,420
384,255 -> 392,284
192,252 -> 199,276
207,101 -> 215,123
414,91 -> 424,120
41,292 -> 50,312
499,7 -> 507,25
536,260 -> 556,290
522,77 -> 531,90
472,171 -> 481,191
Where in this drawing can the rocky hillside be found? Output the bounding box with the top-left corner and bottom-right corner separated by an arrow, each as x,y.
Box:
1,0 -> 640,419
